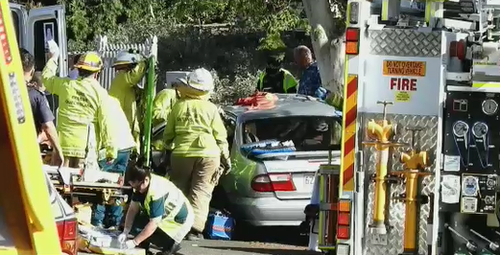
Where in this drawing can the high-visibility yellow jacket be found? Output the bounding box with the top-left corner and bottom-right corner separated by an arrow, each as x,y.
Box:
106,96 -> 136,151
163,98 -> 229,158
42,58 -> 116,159
152,88 -> 178,127
258,68 -> 298,93
108,61 -> 148,149
325,91 -> 343,110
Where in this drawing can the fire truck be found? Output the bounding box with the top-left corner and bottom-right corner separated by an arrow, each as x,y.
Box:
308,0 -> 500,254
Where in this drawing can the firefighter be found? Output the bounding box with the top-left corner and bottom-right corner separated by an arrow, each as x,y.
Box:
119,162 -> 193,255
108,50 -> 148,153
42,40 -> 116,168
92,96 -> 136,229
20,48 -> 63,166
152,85 -> 180,127
163,68 -> 231,241
256,52 -> 297,93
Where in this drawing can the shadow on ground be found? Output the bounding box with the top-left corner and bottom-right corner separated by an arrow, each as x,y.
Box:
188,246 -> 321,255
233,225 -> 309,246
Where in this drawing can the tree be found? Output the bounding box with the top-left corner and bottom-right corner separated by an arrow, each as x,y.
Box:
302,0 -> 346,94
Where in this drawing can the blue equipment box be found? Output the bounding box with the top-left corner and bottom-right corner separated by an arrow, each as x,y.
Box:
205,210 -> 235,240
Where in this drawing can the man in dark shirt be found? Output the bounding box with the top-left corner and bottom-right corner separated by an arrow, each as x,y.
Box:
256,53 -> 297,93
294,45 -> 343,109
20,48 -> 64,166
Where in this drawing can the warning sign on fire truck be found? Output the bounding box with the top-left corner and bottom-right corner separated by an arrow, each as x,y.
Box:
383,60 -> 426,76
361,56 -> 440,115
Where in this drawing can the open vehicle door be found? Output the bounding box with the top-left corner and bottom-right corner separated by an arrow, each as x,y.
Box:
25,5 -> 68,76
12,4 -> 69,120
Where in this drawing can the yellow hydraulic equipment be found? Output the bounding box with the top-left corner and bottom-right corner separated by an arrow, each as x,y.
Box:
317,146 -> 341,250
0,1 -> 62,254
392,127 -> 431,255
363,100 -> 404,234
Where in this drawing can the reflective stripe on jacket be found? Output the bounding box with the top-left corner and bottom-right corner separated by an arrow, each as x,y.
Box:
42,58 -> 116,159
258,68 -> 297,93
143,174 -> 193,243
152,89 -> 178,127
163,98 -> 229,158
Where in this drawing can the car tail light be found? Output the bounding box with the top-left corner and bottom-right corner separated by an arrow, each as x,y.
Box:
345,28 -> 360,55
56,219 -> 78,255
337,199 -> 352,240
251,174 -> 296,192
449,40 -> 466,60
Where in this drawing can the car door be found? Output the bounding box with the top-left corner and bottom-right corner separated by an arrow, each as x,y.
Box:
222,112 -> 237,151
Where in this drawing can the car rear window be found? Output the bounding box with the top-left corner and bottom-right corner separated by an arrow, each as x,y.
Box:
242,116 -> 341,151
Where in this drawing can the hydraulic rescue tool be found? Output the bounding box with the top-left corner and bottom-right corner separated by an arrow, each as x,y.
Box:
391,127 -> 432,255
363,100 -> 405,234
470,229 -> 499,254
317,146 -> 341,249
445,224 -> 479,255
140,56 -> 156,167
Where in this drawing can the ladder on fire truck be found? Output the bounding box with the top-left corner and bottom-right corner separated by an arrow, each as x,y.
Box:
0,1 -> 62,254
312,0 -> 500,254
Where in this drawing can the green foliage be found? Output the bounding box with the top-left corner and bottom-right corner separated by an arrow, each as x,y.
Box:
211,70 -> 258,105
55,0 -> 308,52
18,0 -> 311,103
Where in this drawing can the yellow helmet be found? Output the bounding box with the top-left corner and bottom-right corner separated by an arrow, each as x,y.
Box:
74,51 -> 103,72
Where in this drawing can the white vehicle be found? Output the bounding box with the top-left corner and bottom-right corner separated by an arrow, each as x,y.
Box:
10,3 -> 68,76
309,0 -> 500,254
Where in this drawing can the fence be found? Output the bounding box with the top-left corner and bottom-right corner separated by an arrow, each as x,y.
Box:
69,35 -> 158,91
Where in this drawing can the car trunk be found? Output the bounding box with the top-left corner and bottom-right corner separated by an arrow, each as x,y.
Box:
260,151 -> 341,200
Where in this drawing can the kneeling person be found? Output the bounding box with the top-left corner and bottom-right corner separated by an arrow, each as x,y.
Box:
119,163 -> 194,255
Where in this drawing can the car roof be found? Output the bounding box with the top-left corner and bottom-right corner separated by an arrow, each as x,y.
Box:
223,94 -> 342,124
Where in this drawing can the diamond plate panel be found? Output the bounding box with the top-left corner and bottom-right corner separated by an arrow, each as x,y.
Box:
369,29 -> 441,57
360,113 -> 438,255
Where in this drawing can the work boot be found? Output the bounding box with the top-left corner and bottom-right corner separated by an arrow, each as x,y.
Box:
185,231 -> 204,241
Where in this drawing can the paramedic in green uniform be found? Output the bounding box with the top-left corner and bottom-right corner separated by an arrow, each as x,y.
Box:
119,162 -> 194,255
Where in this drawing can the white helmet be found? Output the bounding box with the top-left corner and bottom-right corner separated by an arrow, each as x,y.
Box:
113,51 -> 141,67
177,68 -> 214,92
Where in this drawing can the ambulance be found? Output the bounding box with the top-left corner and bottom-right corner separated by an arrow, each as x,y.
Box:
309,0 -> 500,254
0,1 -> 68,254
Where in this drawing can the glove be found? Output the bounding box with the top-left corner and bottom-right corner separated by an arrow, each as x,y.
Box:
125,239 -> 137,249
221,156 -> 231,175
47,39 -> 59,60
118,230 -> 129,243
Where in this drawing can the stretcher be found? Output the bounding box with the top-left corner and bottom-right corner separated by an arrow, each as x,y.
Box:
42,165 -> 131,205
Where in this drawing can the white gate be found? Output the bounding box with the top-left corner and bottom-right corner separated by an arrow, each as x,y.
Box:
96,35 -> 158,90
69,35 -> 158,90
